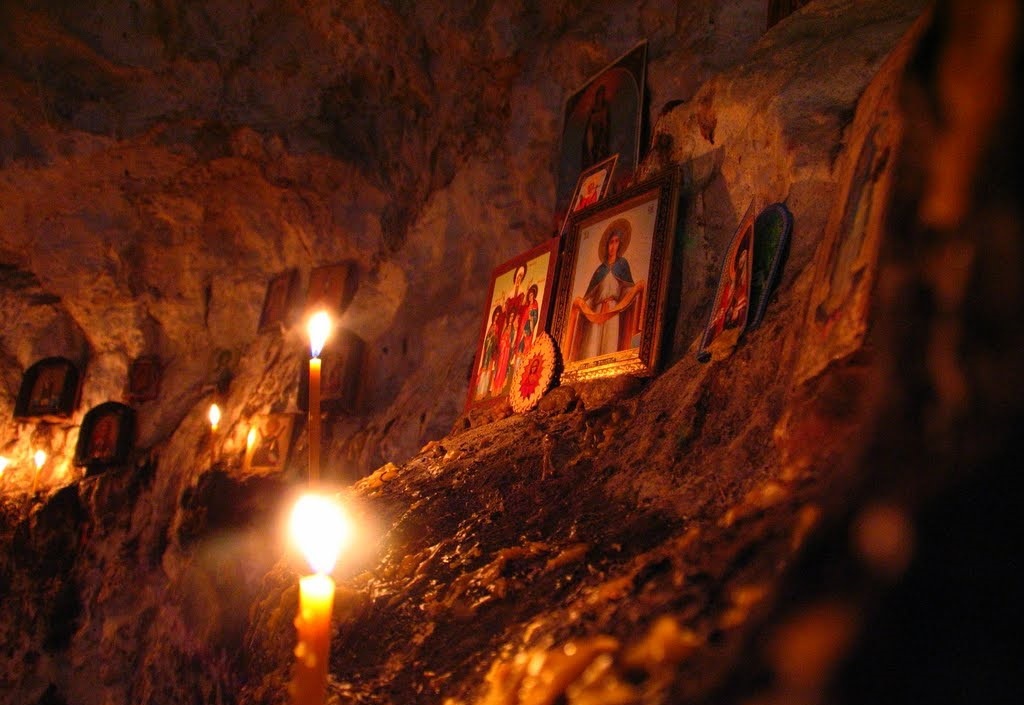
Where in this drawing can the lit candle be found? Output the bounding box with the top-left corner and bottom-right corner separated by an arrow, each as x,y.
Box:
289,493 -> 352,705
208,403 -> 222,432
0,456 -> 9,482
208,403 -> 222,465
307,311 -> 332,484
32,450 -> 46,495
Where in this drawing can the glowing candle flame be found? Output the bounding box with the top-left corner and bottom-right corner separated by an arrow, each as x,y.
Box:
246,426 -> 258,451
308,310 -> 332,358
34,450 -> 46,470
208,403 -> 222,432
290,493 -> 352,575
0,456 -> 9,477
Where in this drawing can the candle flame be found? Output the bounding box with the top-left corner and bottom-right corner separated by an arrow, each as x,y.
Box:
308,310 -> 332,358
208,403 -> 222,431
290,493 -> 352,574
246,426 -> 258,451
0,456 -> 8,477
34,450 -> 46,470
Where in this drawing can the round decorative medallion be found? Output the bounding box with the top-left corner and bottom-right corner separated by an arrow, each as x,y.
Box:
509,332 -> 560,414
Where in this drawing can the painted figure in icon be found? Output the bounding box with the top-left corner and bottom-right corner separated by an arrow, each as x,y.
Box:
476,304 -> 504,400
575,174 -> 603,211
491,265 -> 528,395
89,414 -> 119,460
582,84 -> 611,169
567,218 -> 645,361
698,216 -> 755,363
707,239 -> 752,342
251,417 -> 284,468
30,367 -> 64,413
516,284 -> 540,358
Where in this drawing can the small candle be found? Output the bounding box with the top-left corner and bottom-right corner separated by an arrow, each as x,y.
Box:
32,450 -> 46,495
208,403 -> 222,432
208,403 -> 222,465
289,493 -> 352,705
307,311 -> 332,485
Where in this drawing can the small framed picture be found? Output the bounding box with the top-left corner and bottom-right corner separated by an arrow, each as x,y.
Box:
697,203 -> 756,363
306,261 -> 358,318
258,269 -> 298,332
551,168 -> 682,382
466,238 -> 560,412
749,202 -> 792,329
243,413 -> 295,473
555,41 -> 647,221
74,402 -> 135,468
14,356 -> 82,420
127,355 -> 162,403
561,154 -> 619,235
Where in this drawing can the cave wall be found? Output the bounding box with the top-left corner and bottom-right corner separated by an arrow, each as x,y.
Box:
1,0 -> 777,490
5,1 -> 1017,705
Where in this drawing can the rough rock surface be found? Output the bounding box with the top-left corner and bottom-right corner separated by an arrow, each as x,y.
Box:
0,0 -> 774,487
3,1 -> 1021,705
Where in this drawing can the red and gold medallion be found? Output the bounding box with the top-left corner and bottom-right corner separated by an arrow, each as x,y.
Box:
509,333 -> 560,414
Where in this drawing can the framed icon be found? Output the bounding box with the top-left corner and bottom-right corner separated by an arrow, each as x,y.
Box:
697,203 -> 756,363
551,168 -> 682,382
243,413 -> 295,473
74,402 -> 135,468
555,41 -> 647,223
306,261 -> 358,318
127,355 -> 162,403
14,356 -> 82,420
258,269 -> 298,332
466,238 -> 560,412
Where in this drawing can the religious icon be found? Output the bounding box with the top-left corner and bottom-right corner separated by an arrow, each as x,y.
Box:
560,154 -> 619,237
74,402 -> 135,469
555,42 -> 647,224
127,355 -> 162,403
697,204 -> 756,363
306,261 -> 358,318
748,203 -> 793,329
258,269 -> 298,332
244,413 -> 295,472
15,357 -> 82,420
551,168 -> 682,382
466,239 -> 560,412
564,216 -> 646,361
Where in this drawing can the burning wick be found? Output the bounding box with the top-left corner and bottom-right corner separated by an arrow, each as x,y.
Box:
289,492 -> 352,705
307,311 -> 332,485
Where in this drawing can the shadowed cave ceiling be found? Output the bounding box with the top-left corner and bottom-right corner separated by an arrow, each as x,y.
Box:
1,1 -> 1022,705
